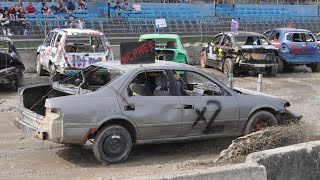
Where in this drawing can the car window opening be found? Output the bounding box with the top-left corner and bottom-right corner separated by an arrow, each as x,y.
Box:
59,66 -> 122,92
235,36 -> 270,46
173,70 -> 227,96
129,70 -> 172,96
64,35 -> 106,53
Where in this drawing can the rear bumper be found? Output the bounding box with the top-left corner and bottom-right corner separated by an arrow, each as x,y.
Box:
238,63 -> 277,73
14,108 -> 48,140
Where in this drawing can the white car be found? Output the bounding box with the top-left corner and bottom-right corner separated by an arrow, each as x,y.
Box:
36,28 -> 114,76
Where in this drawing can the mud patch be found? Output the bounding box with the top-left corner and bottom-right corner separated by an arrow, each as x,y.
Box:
0,98 -> 18,112
215,122 -> 315,163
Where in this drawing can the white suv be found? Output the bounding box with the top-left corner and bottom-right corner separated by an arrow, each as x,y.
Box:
36,28 -> 114,76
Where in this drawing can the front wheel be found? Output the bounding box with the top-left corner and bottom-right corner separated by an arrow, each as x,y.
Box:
200,51 -> 208,68
276,57 -> 284,73
36,54 -> 46,76
223,58 -> 233,76
243,110 -> 278,135
310,62 -> 320,72
93,125 -> 132,164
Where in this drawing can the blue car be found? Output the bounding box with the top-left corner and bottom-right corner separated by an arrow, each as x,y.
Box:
263,28 -> 320,72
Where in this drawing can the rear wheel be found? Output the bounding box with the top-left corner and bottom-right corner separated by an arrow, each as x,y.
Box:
200,51 -> 208,68
310,62 -> 320,72
277,57 -> 284,73
93,125 -> 132,164
36,54 -> 46,76
243,110 -> 278,135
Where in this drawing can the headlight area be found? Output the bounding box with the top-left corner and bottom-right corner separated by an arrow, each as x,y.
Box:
278,101 -> 301,125
45,107 -> 63,143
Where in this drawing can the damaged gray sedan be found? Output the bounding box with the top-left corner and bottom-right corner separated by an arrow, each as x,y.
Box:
15,61 -> 301,164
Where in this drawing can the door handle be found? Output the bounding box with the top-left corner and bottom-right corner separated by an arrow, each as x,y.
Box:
124,105 -> 135,111
183,104 -> 194,109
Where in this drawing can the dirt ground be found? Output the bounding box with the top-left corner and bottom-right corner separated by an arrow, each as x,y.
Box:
0,66 -> 320,180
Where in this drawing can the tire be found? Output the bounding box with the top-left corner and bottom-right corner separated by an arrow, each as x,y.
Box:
49,64 -> 60,83
310,62 -> 320,72
93,125 -> 132,164
268,66 -> 278,77
276,57 -> 284,73
36,54 -> 46,76
223,58 -> 233,76
200,51 -> 208,68
243,110 -> 278,135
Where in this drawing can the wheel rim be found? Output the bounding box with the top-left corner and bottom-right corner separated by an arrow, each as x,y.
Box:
103,134 -> 126,158
253,114 -> 277,132
201,52 -> 206,67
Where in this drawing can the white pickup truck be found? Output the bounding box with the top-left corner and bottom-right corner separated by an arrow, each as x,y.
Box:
36,28 -> 114,76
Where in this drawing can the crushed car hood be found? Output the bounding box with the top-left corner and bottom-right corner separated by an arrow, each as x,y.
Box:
233,87 -> 279,99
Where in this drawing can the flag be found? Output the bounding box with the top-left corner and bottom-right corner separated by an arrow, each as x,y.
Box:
231,19 -> 238,33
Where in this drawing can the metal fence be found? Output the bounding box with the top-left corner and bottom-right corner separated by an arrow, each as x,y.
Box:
3,17 -> 320,38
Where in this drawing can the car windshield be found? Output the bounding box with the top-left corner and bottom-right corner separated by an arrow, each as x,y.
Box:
58,66 -> 123,93
234,35 -> 270,46
146,38 -> 178,49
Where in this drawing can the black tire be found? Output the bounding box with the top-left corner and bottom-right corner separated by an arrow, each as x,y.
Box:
243,110 -> 278,135
49,64 -> 60,83
223,58 -> 233,76
93,125 -> 132,164
310,62 -> 320,72
268,66 -> 278,77
277,57 -> 284,73
200,51 -> 208,68
36,54 -> 46,76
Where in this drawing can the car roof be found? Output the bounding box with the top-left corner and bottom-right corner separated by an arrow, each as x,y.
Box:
140,34 -> 180,40
95,60 -> 196,72
52,28 -> 103,35
272,28 -> 311,33
224,31 -> 265,37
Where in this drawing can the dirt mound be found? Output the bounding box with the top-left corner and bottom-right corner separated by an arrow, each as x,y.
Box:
215,122 -> 314,163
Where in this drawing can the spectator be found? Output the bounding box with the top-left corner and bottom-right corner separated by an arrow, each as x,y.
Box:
66,0 -> 76,11
78,0 -> 87,10
122,0 -> 133,11
66,11 -> 78,28
25,2 -> 36,14
114,1 -> 121,10
0,4 -> 4,14
41,3 -> 52,15
132,0 -> 141,11
57,1 -> 68,14
0,10 -> 12,36
8,4 -> 15,14
18,2 -> 24,13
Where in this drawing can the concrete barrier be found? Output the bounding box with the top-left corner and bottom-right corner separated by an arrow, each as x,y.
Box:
246,140 -> 320,180
138,163 -> 267,180
18,44 -> 201,73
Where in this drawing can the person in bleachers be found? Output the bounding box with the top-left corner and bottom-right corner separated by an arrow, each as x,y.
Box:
66,0 -> 76,12
114,1 -> 122,10
41,3 -> 52,15
25,2 -> 36,14
66,11 -> 78,28
8,4 -> 15,14
11,5 -> 25,35
133,0 -> 141,11
122,0 -> 133,11
17,2 -> 24,14
78,0 -> 88,10
0,10 -> 12,36
57,1 -> 68,14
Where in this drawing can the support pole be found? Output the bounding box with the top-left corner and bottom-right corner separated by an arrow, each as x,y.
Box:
257,74 -> 263,92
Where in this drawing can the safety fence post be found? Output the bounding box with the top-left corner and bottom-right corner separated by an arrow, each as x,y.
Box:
257,74 -> 263,92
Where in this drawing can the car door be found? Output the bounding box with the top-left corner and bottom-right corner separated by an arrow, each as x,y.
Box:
285,32 -> 304,58
171,70 -> 240,136
206,34 -> 224,67
303,33 -> 318,58
118,69 -> 183,140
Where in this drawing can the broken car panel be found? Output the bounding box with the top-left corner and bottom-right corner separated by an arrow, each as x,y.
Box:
0,37 -> 24,87
201,31 -> 279,76
15,61 -> 301,164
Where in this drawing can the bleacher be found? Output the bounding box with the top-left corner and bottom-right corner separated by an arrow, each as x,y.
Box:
1,2 -> 320,36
